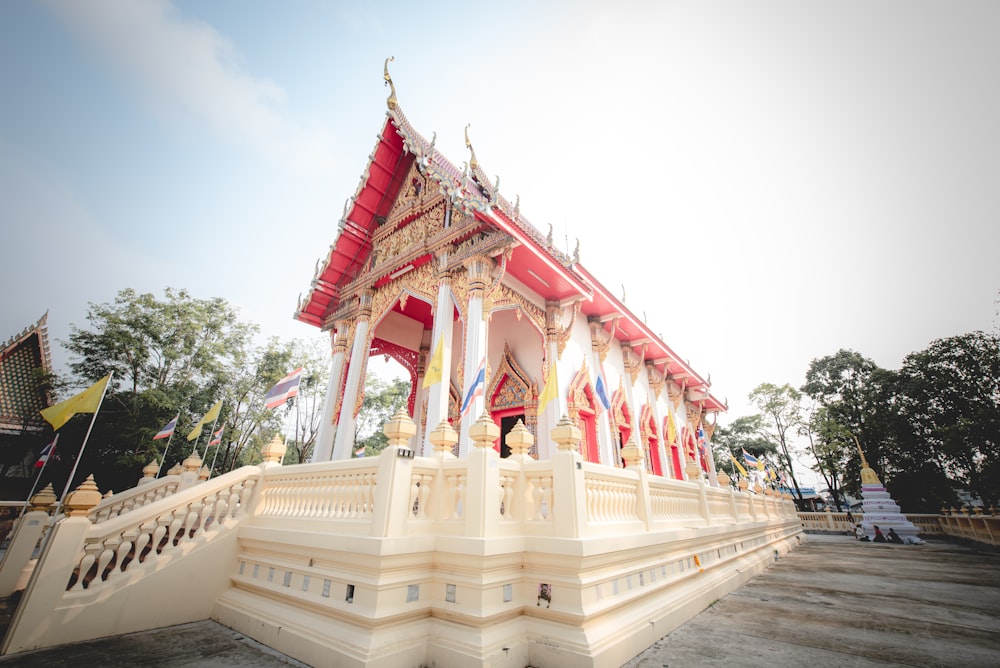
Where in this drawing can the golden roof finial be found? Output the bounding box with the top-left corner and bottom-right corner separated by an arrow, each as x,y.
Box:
384,56 -> 397,110
464,123 -> 479,171
853,434 -> 882,485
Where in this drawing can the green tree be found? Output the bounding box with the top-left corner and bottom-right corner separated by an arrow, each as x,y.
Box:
711,415 -> 775,479
893,331 -> 1000,506
354,374 -> 410,456
801,350 -> 894,497
748,383 -> 804,500
51,288 -> 305,493
800,406 -> 853,510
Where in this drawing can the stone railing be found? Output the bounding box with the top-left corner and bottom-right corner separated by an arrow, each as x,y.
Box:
797,511 -> 999,547
249,413 -> 798,543
1,410 -> 803,662
89,475 -> 182,524
937,513 -> 1000,546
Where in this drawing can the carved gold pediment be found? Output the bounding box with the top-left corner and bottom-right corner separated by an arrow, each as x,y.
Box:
487,343 -> 533,412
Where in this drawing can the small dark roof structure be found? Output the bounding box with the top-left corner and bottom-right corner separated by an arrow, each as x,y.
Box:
0,312 -> 53,436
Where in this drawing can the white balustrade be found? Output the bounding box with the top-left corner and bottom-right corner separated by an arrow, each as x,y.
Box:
65,469 -> 256,594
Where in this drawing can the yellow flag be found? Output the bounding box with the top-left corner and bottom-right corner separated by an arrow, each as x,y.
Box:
729,453 -> 748,477
187,399 -> 223,441
40,373 -> 112,431
666,410 -> 677,445
422,335 -> 444,389
537,360 -> 558,416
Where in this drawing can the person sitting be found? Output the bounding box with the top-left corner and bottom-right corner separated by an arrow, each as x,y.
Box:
854,524 -> 868,541
887,528 -> 904,544
872,525 -> 887,543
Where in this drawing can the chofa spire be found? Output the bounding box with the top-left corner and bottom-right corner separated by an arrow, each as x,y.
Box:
384,56 -> 397,110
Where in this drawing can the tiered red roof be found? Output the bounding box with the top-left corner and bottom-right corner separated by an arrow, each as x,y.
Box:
295,73 -> 725,413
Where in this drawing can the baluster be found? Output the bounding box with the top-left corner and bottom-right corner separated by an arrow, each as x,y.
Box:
457,475 -> 467,519
70,541 -> 102,591
349,474 -> 361,518
96,537 -> 119,584
501,476 -> 514,519
234,480 -> 254,519
530,476 -> 543,520
418,474 -> 432,519
113,528 -> 137,577
542,477 -> 553,520
134,522 -> 154,564
449,473 -> 462,519
364,473 -> 376,517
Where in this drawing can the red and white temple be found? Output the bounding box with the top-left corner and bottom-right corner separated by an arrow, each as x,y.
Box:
0,66 -> 800,668
297,61 -> 726,482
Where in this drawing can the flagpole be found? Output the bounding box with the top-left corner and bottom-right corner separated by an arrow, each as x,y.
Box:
20,433 -> 59,518
154,414 -> 179,478
53,370 -> 114,518
208,430 -> 223,479
201,410 -> 222,475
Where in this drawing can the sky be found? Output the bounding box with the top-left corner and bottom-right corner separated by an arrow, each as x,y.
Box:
2,1 -> 998,485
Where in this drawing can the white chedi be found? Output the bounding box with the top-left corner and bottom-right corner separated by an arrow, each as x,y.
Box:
857,452 -> 920,542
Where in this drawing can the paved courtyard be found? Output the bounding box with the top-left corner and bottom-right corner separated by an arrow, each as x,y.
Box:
625,533 -> 1000,667
0,534 -> 996,667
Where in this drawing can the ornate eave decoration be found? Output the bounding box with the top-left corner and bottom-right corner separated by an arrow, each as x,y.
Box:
370,337 -> 419,416
609,380 -> 631,441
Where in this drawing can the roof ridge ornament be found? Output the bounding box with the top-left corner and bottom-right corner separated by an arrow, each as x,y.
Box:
464,124 -> 479,171
384,56 -> 397,110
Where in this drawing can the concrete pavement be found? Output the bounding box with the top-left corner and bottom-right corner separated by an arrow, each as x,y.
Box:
624,534 -> 1000,667
0,534 -> 997,667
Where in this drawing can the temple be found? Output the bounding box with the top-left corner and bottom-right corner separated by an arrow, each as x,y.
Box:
0,67 -> 801,668
0,313 -> 52,486
298,61 -> 726,481
0,312 -> 52,441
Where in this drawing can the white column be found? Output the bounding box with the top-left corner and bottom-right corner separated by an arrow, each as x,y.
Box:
536,302 -> 568,461
646,362 -> 672,478
458,255 -> 491,457
332,292 -> 372,460
588,316 -> 618,467
422,260 -> 455,455
411,331 -> 431,451
312,323 -> 348,462
622,344 -> 643,462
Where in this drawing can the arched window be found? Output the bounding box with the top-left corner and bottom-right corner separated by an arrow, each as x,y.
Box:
487,344 -> 536,457
567,362 -> 600,463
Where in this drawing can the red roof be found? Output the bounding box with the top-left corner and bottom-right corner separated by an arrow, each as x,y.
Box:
295,106 -> 726,413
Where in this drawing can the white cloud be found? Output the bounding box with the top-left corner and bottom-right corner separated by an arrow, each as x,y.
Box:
40,0 -> 334,172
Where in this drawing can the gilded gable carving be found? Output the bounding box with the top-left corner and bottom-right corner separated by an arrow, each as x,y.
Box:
386,161 -> 433,225
486,343 -> 537,436
371,200 -> 445,273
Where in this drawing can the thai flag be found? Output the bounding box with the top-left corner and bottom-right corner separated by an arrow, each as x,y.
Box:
697,427 -> 708,454
354,447 -> 366,458
35,440 -> 56,468
265,367 -> 304,409
153,416 -> 177,440
742,448 -> 759,468
460,357 -> 485,417
209,427 -> 224,446
595,372 -> 611,411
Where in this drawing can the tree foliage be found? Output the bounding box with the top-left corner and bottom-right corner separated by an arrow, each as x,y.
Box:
32,288 -> 326,496
710,415 -> 775,477
354,374 -> 411,456
748,383 -> 806,499
800,333 -> 1000,511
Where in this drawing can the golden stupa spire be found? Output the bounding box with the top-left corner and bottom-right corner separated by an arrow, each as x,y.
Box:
384,56 -> 397,110
853,435 -> 881,485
